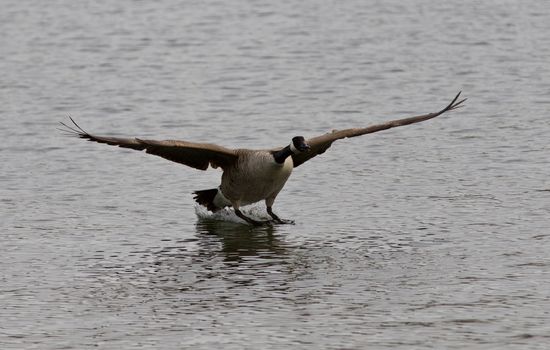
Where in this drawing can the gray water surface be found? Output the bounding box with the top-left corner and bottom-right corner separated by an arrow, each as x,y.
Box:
2,0 -> 550,349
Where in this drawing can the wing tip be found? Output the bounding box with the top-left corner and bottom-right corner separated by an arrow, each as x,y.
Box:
58,116 -> 92,139
447,91 -> 467,111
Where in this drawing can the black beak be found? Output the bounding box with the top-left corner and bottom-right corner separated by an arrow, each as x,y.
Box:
292,136 -> 310,153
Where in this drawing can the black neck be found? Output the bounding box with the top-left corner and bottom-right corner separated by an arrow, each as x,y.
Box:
272,145 -> 293,164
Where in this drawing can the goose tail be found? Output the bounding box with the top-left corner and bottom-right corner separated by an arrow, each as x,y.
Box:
193,188 -> 222,212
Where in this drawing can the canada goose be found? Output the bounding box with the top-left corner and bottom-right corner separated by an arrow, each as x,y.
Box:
60,92 -> 465,225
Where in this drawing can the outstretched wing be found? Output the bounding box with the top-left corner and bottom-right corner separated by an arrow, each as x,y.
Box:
59,118 -> 238,171
291,92 -> 466,168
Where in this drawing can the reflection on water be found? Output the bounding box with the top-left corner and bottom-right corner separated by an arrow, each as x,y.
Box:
195,219 -> 287,261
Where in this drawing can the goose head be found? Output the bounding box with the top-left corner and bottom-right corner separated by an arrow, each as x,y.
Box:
291,136 -> 310,153
272,136 -> 311,164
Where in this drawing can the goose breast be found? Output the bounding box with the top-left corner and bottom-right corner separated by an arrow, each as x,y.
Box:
220,150 -> 293,205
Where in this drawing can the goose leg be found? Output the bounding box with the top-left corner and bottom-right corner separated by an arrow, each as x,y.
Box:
267,206 -> 295,225
234,208 -> 265,226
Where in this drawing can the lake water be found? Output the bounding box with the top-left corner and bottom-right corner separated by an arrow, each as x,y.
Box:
1,0 -> 549,349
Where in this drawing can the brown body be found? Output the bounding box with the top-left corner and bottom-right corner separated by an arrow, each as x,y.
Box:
219,150 -> 294,208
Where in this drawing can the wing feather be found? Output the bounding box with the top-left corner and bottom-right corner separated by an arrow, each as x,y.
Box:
59,118 -> 238,170
291,92 -> 466,168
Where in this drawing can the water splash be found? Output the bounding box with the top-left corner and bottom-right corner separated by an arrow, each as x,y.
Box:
194,204 -> 271,224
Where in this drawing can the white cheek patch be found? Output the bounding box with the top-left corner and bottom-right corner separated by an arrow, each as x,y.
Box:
290,142 -> 300,154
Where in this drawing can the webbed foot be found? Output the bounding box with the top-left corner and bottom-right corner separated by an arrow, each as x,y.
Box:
235,209 -> 271,226
267,207 -> 295,225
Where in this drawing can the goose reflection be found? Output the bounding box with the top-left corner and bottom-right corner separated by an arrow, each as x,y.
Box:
194,219 -> 289,263
123,220 -> 295,296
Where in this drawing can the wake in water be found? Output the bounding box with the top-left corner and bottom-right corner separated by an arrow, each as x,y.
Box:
194,205 -> 272,224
